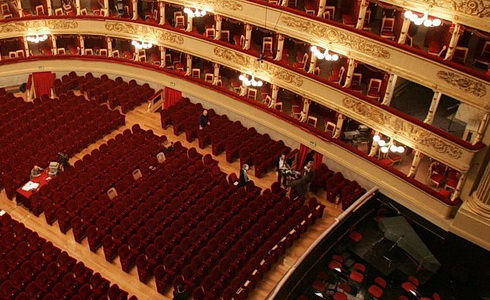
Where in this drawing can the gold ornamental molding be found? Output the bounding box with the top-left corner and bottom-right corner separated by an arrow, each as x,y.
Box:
279,15 -> 391,59
0,19 -> 78,33
104,22 -> 184,45
437,70 -> 487,100
213,46 -> 304,87
193,0 -> 243,11
342,97 -> 464,160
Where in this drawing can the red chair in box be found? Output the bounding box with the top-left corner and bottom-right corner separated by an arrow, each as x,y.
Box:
350,73 -> 362,92
445,168 -> 460,190
474,41 -> 490,68
380,17 -> 395,40
367,78 -> 382,101
293,52 -> 308,70
429,162 -> 447,187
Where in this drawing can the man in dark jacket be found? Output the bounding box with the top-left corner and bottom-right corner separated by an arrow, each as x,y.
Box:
238,164 -> 249,187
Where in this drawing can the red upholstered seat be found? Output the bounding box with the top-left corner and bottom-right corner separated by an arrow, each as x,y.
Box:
333,291 -> 348,300
311,280 -> 327,292
368,284 -> 384,298
349,231 -> 363,242
438,189 -> 452,198
349,271 -> 364,283
402,281 -> 418,294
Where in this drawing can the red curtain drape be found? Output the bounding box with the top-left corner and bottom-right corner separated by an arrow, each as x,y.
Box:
313,152 -> 323,169
164,87 -> 182,109
296,144 -> 309,171
32,72 -> 55,97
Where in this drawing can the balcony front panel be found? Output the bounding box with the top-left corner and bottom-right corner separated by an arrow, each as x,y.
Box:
0,18 -> 481,172
164,0 -> 490,111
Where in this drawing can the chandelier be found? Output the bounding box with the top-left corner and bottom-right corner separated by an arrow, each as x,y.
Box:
183,7 -> 207,17
373,134 -> 405,154
239,74 -> 263,87
404,11 -> 441,27
26,34 -> 48,43
131,40 -> 153,50
310,46 -> 339,61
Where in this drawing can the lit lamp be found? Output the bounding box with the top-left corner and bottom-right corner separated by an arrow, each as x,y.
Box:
404,10 -> 441,27
26,34 -> 48,43
239,74 -> 263,87
373,134 -> 405,154
131,40 -> 153,50
310,45 -> 339,61
183,7 -> 207,17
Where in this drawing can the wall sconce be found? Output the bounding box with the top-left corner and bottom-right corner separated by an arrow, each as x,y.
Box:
131,40 -> 153,50
239,74 -> 263,87
310,46 -> 339,61
373,134 -> 405,154
183,7 -> 207,17
404,11 -> 441,27
26,34 -> 48,43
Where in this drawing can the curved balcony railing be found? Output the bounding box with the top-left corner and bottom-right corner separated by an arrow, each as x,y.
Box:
0,16 -> 483,173
0,54 -> 464,214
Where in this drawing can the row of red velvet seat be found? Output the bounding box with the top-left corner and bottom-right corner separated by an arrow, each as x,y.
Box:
0,212 -> 133,300
1,92 -> 125,200
54,72 -> 155,114
160,98 -> 291,177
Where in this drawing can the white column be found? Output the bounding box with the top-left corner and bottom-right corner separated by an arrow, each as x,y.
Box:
274,34 -> 285,61
281,0 -> 289,6
343,58 -> 356,88
302,98 -> 311,115
51,35 -> 57,54
469,163 -> 490,218
103,0 -> 109,16
185,54 -> 192,76
106,37 -> 113,56
46,0 -> 53,15
16,0 -> 23,17
368,131 -> 379,157
472,113 -> 490,144
333,114 -> 345,138
407,150 -> 422,178
160,46 -> 166,67
215,15 -> 222,40
134,47 -> 140,61
271,84 -> 279,103
424,91 -> 442,124
23,37 -> 30,57
78,35 -> 85,54
381,73 -> 398,106
159,2 -> 165,25
450,173 -> 466,201
131,0 -> 137,20
212,63 -> 220,85
308,52 -> 318,73
239,84 -> 247,96
75,0 -> 81,15
186,14 -> 194,32
397,15 -> 411,44
317,0 -> 326,17
445,23 -> 462,60
355,0 -> 368,30
244,24 -> 253,50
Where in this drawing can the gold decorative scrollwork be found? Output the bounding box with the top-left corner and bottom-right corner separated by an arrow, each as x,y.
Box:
280,15 -> 390,59
429,0 -> 490,17
342,97 -> 463,159
0,22 -> 26,34
213,47 -> 304,87
437,71 -> 487,98
0,20 -> 78,34
105,22 -> 184,45
193,0 -> 243,11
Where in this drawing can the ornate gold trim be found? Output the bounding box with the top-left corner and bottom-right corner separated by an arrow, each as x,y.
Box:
105,22 -> 184,45
280,15 -> 390,59
0,22 -> 26,33
193,0 -> 243,11
213,47 -> 304,87
429,0 -> 490,18
343,97 -> 464,159
0,20 -> 78,33
437,71 -> 487,99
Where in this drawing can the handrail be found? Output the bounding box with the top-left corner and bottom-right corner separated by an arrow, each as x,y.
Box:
266,187 -> 378,299
0,54 -> 464,206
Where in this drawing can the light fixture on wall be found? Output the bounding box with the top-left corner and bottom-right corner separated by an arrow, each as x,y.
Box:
310,46 -> 339,61
404,11 -> 441,27
373,134 -> 405,154
26,34 -> 48,43
131,40 -> 153,50
183,7 -> 207,17
239,74 -> 263,87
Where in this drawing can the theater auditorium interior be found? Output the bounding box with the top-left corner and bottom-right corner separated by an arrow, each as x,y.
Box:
0,0 -> 489,299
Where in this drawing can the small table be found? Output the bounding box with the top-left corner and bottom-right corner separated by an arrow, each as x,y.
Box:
16,169 -> 52,210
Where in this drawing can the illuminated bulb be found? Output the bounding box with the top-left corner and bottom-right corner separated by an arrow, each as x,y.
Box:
381,146 -> 389,153
310,45 -> 317,53
331,54 -> 339,61
432,19 -> 441,26
397,146 -> 405,153
424,19 -> 432,27
325,54 -> 332,60
404,10 -> 412,19
317,53 -> 325,60
390,145 -> 398,152
239,74 -> 245,81
414,18 -> 424,25
378,140 -> 386,147
183,8 -> 191,14
410,14 -> 418,22
373,135 -> 381,142
257,80 -> 263,87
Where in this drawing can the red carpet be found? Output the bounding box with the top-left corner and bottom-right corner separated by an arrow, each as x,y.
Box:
32,71 -> 55,97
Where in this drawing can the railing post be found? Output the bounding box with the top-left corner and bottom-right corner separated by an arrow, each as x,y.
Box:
423,91 -> 442,124
381,73 -> 397,106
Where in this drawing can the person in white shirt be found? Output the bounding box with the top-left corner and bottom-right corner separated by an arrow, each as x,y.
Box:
277,153 -> 289,187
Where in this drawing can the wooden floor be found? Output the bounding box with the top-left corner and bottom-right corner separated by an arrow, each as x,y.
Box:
0,97 -> 343,299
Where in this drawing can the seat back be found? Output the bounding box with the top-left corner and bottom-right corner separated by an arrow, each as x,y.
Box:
35,5 -> 44,15
157,152 -> 166,163
247,88 -> 257,100
274,102 -> 283,111
323,6 -> 335,19
132,169 -> 142,180
191,68 -> 201,78
205,28 -> 215,39
220,30 -> 230,42
352,73 -> 362,85
381,17 -> 395,32
107,188 -> 118,200
368,78 -> 382,91
307,116 -> 318,127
